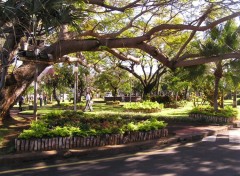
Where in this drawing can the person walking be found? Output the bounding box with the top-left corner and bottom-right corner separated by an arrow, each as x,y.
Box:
84,91 -> 93,112
39,95 -> 43,107
18,96 -> 24,111
43,95 -> 47,105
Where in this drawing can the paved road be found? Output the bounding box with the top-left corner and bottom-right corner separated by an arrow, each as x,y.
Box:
0,127 -> 240,176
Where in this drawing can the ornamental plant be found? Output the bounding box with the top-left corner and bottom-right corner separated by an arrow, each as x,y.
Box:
189,105 -> 238,118
18,111 -> 167,139
106,101 -> 121,105
123,101 -> 163,112
122,118 -> 167,132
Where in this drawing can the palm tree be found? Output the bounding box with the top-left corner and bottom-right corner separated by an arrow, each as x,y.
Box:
199,20 -> 240,111
225,60 -> 240,107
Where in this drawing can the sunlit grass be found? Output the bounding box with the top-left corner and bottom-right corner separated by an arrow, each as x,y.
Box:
19,109 -> 63,115
83,102 -> 193,121
18,99 -> 240,120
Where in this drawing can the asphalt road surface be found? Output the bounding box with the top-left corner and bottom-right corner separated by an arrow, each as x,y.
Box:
0,127 -> 240,176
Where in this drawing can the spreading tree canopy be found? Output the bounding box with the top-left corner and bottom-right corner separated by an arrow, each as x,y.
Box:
0,0 -> 240,119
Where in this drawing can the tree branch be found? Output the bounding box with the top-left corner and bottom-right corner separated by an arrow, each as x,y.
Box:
175,52 -> 240,67
173,5 -> 213,61
84,0 -> 141,12
145,12 -> 240,37
60,54 -> 101,72
107,49 -> 140,64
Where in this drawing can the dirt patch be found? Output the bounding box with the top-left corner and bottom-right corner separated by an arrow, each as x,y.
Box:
0,110 -> 32,155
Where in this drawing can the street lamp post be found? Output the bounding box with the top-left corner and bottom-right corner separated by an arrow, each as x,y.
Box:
73,64 -> 78,111
22,39 -> 39,121
33,48 -> 40,121
17,15 -> 54,120
32,15 -> 38,121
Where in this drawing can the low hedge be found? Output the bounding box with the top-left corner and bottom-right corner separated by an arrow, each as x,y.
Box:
123,101 -> 163,113
52,102 -> 85,110
189,106 -> 238,118
106,101 -> 121,105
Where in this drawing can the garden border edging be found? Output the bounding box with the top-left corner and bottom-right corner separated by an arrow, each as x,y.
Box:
15,128 -> 168,152
189,113 -> 236,123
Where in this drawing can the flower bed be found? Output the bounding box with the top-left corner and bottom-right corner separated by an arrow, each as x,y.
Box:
15,129 -> 168,152
189,106 -> 237,123
189,114 -> 236,123
16,111 -> 168,151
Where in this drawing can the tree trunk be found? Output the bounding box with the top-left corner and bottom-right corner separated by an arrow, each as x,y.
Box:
1,110 -> 12,125
0,63 -> 49,121
213,76 -> 220,111
156,77 -> 160,95
143,83 -> 156,100
78,90 -> 83,102
184,87 -> 188,100
113,88 -> 117,102
175,92 -> 178,108
220,89 -> 224,108
53,87 -> 60,105
143,86 -> 152,100
233,90 -> 237,108
213,62 -> 223,111
78,78 -> 85,102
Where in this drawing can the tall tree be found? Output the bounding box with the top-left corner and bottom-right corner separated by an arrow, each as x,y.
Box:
198,20 -> 240,110
41,64 -> 74,105
163,64 -> 207,102
1,0 -> 240,120
225,60 -> 240,107
94,67 -> 130,101
117,52 -> 167,99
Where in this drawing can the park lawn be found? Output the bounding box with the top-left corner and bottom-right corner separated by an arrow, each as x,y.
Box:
19,109 -> 64,115
17,99 -> 240,120
18,101 -> 193,120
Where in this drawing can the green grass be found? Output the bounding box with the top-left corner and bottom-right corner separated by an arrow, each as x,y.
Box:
224,99 -> 233,106
74,102 -> 194,122
18,99 -> 240,120
19,109 -> 63,115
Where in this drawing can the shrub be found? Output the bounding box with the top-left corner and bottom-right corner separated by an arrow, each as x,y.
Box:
123,118 -> 167,132
18,112 -> 167,139
164,100 -> 187,108
50,126 -> 81,137
137,118 -> 167,132
41,111 -> 85,127
189,105 -> 238,118
123,122 -> 138,132
18,129 -> 41,139
237,99 -> 240,105
151,95 -> 171,104
18,121 -> 49,139
52,102 -> 85,110
106,101 -> 120,105
123,101 -> 163,112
